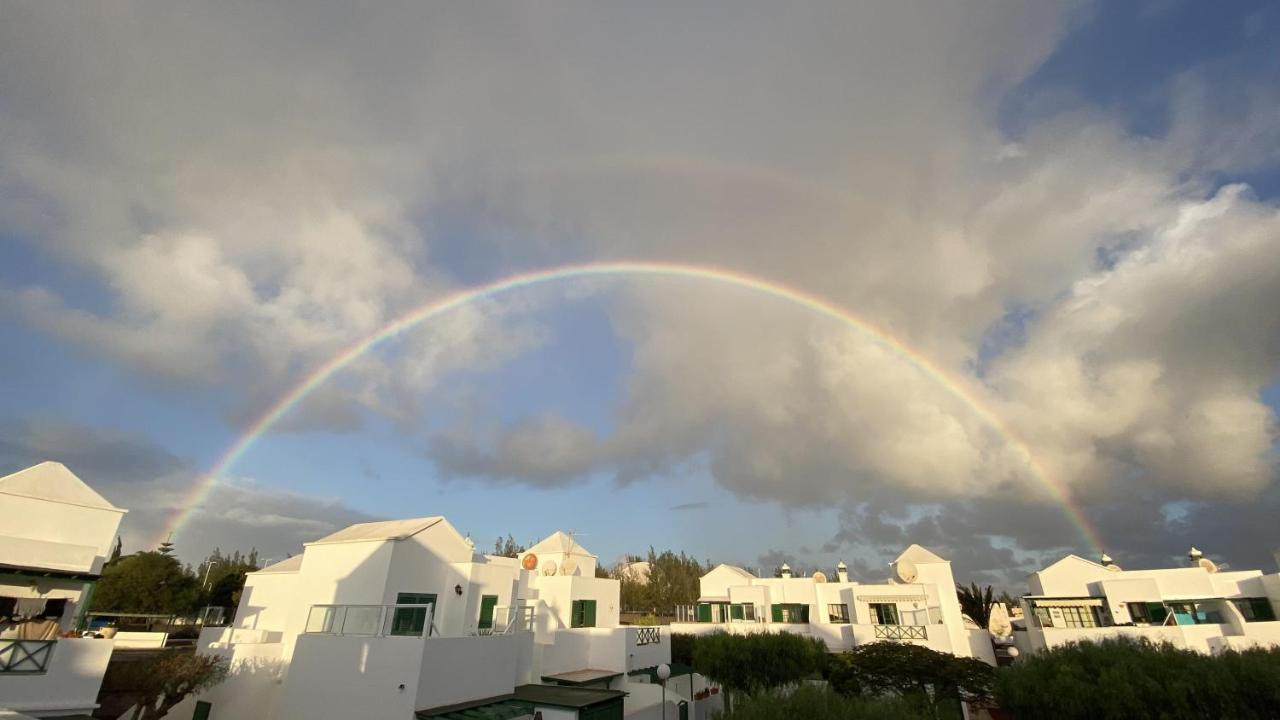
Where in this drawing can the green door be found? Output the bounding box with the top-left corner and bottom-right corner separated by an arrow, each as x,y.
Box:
391,593 -> 437,636
697,603 -> 712,622
478,595 -> 499,630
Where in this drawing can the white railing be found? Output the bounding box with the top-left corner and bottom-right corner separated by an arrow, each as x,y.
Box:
304,603 -> 437,638
0,639 -> 56,673
484,606 -> 535,635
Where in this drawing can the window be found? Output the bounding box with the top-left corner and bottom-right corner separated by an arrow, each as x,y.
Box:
1057,606 -> 1098,628
1233,598 -> 1277,622
741,604 -> 756,622
827,603 -> 850,623
868,603 -> 899,626
391,593 -> 436,636
771,603 -> 809,623
730,604 -> 744,620
572,599 -> 597,628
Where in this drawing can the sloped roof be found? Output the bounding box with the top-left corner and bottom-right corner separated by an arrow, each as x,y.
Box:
525,530 -> 597,558
0,461 -> 122,511
706,563 -> 756,580
255,555 -> 304,574
307,517 -> 444,545
1035,554 -> 1108,575
895,544 -> 947,565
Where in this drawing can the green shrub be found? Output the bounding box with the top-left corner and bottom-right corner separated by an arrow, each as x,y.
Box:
692,631 -> 829,712
716,683 -> 930,720
828,641 -> 993,718
996,637 -> 1280,720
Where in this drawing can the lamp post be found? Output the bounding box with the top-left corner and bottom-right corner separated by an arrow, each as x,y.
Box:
657,663 -> 671,720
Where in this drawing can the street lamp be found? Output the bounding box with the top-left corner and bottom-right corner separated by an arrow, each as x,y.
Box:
657,663 -> 671,720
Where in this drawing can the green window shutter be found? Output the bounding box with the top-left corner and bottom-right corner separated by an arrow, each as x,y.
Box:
584,600 -> 597,627
1147,602 -> 1168,624
192,701 -> 212,720
1252,598 -> 1276,621
478,595 -> 499,630
697,604 -> 712,622
799,605 -> 810,623
771,604 -> 783,623
730,604 -> 744,620
571,600 -> 582,627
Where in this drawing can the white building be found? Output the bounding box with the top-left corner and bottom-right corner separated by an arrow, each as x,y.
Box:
1014,551 -> 1280,657
0,462 -> 127,718
174,520 -> 676,720
669,545 -> 996,664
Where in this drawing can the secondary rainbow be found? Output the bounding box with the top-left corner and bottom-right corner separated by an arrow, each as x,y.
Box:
162,261 -> 1105,552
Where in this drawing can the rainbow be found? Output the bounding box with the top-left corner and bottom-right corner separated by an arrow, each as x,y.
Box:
162,261 -> 1105,553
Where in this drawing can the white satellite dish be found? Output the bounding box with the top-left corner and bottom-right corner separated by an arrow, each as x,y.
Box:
542,559 -> 558,576
812,571 -> 827,584
560,558 -> 578,576
1198,557 -> 1219,574
894,559 -> 918,584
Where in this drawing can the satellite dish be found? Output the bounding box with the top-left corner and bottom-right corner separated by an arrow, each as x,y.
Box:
542,559 -> 558,576
812,571 -> 827,583
894,559 -> 918,584
522,553 -> 539,571
1198,557 -> 1219,574
560,558 -> 578,576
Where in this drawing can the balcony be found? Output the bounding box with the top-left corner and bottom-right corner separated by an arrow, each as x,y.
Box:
874,624 -> 928,641
305,603 -> 438,638
0,639 -> 55,673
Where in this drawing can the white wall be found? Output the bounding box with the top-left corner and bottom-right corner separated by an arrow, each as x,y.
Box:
0,494 -> 123,576
0,637 -> 114,716
235,570 -> 300,633
417,634 -> 532,710
276,635 -> 425,720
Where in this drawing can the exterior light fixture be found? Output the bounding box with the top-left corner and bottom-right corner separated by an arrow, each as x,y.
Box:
454,584 -> 463,596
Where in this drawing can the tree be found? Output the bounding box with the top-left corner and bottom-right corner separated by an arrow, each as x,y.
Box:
104,651 -> 228,720
492,534 -> 527,558
692,631 -> 828,712
194,548 -> 261,612
614,547 -> 705,614
92,551 -> 202,615
108,536 -> 123,565
956,582 -> 995,628
722,684 -> 930,720
829,642 -> 994,719
996,637 -> 1280,719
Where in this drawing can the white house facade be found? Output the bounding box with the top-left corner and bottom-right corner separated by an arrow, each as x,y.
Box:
1014,552 -> 1280,657
0,461 -> 127,718
173,521 -> 676,720
669,544 -> 997,664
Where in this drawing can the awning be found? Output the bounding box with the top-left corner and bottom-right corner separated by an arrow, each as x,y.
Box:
1031,598 -> 1105,608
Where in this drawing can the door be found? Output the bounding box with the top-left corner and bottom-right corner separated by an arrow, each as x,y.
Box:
478,595 -> 499,631
391,593 -> 437,636
192,701 -> 212,720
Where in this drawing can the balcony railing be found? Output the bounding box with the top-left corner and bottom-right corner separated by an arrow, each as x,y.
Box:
304,604 -> 437,638
634,627 -> 661,646
874,624 -> 928,641
0,639 -> 56,673
480,606 -> 535,636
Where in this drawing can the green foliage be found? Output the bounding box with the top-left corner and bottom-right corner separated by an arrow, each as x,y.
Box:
692,631 -> 829,708
829,641 -> 994,717
717,683 -> 930,720
956,582 -> 995,628
996,637 -> 1280,720
671,632 -> 696,666
492,534 -> 527,558
103,650 -> 228,720
614,547 -> 707,614
92,551 -> 202,615
195,548 -> 260,610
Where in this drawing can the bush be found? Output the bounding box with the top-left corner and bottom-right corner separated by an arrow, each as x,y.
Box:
829,641 -> 993,718
717,683 -> 930,720
692,631 -> 829,712
996,637 -> 1280,720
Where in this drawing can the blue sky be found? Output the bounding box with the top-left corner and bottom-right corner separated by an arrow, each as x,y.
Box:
2,1 -> 1278,585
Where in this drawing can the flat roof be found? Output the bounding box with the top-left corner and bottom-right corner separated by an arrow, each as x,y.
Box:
541,669 -> 622,686
417,684 -> 625,718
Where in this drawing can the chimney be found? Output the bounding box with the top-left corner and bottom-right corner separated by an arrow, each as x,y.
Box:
1188,547 -> 1203,566
1100,553 -> 1113,567
780,563 -> 792,579
836,560 -> 849,583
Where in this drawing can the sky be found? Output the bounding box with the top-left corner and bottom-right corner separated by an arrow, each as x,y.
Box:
1,1 -> 1278,587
